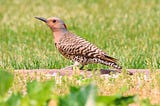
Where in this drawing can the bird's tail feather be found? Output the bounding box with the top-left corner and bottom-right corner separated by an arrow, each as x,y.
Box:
98,59 -> 122,69
103,55 -> 118,63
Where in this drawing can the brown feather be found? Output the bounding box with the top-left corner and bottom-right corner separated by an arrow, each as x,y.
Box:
103,55 -> 118,63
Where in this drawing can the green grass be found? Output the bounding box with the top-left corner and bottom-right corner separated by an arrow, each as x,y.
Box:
1,1 -> 160,105
0,0 -> 160,69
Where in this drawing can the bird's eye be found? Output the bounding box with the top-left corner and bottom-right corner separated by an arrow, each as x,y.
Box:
53,20 -> 56,23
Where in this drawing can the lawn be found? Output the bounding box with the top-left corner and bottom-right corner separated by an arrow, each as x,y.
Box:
0,0 -> 160,105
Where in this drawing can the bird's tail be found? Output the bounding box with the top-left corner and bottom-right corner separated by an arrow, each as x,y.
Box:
98,59 -> 122,70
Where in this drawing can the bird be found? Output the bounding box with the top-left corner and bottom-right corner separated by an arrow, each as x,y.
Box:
35,16 -> 122,71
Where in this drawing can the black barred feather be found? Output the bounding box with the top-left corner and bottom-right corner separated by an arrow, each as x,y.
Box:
55,32 -> 122,69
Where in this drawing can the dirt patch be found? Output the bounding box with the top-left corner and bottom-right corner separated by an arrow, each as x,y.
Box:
14,69 -> 156,76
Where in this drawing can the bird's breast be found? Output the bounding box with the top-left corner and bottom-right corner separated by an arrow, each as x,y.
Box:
54,42 -> 70,59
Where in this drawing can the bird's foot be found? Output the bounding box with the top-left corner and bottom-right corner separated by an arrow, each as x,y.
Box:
79,65 -> 84,70
61,61 -> 81,71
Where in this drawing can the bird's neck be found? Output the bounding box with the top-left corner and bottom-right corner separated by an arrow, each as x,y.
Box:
53,29 -> 67,43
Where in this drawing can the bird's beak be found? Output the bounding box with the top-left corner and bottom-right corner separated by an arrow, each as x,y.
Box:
35,17 -> 47,23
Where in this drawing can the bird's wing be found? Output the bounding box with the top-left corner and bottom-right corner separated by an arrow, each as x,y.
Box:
59,32 -> 118,63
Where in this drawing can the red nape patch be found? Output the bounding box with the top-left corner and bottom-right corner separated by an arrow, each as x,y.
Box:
63,24 -> 67,29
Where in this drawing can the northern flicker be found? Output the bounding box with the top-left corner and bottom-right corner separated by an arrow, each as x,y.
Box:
35,17 -> 122,70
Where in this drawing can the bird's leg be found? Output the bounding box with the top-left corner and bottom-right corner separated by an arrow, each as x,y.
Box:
79,65 -> 84,70
61,61 -> 80,70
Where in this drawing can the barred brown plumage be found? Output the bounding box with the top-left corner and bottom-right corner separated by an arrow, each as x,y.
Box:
35,16 -> 122,70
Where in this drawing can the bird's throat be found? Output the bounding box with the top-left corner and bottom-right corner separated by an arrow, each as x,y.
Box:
53,30 -> 67,43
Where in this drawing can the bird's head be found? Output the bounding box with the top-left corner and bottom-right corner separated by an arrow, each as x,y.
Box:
35,17 -> 67,32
